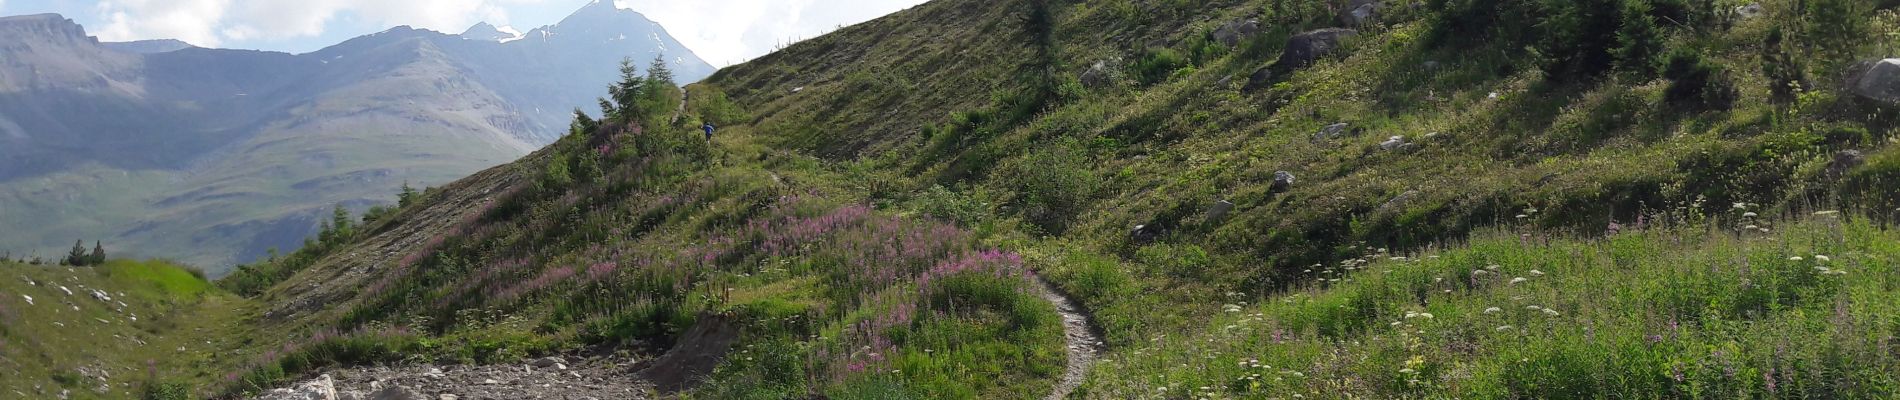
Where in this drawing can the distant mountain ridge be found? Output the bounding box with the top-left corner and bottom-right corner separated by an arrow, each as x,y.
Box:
0,4 -> 714,273
103,39 -> 195,53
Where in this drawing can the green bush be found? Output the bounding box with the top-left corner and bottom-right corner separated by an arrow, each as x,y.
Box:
142,381 -> 192,400
1131,47 -> 1189,86
1662,48 -> 1737,112
995,139 -> 1098,234
912,185 -> 987,226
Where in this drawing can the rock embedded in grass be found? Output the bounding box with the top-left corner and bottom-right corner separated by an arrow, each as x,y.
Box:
1850,59 -> 1900,106
1270,171 -> 1296,192
1212,19 -> 1260,46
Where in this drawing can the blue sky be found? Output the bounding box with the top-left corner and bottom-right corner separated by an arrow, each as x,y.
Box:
0,0 -> 927,66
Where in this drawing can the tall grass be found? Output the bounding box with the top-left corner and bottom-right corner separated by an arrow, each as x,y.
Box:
1078,216 -> 1900,398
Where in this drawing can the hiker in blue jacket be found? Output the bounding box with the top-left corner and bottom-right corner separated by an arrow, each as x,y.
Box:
703,122 -> 717,141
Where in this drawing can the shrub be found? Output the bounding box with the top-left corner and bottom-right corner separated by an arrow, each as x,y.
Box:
1661,48 -> 1738,112
995,139 -> 1098,234
912,185 -> 986,226
141,381 -> 192,400
1131,47 -> 1189,86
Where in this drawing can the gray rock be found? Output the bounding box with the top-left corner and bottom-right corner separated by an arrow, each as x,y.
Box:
1213,19 -> 1261,46
1315,123 -> 1353,141
364,386 -> 424,400
530,357 -> 563,368
1207,200 -> 1237,222
1734,3 -> 1764,19
254,374 -> 338,400
1080,59 -> 1121,89
1343,0 -> 1381,27
1850,59 -> 1900,106
1131,225 -> 1158,244
1830,150 -> 1866,176
1270,171 -> 1296,193
1380,135 -> 1408,151
1378,190 -> 1422,214
1279,28 -> 1359,70
1244,67 -> 1275,91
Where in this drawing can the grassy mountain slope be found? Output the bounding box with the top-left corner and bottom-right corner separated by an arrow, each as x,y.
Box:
0,5 -> 715,274
0,260 -> 257,399
209,0 -> 1900,398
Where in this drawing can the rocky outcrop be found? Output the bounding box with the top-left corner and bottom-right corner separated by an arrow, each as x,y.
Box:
1247,29 -> 1360,90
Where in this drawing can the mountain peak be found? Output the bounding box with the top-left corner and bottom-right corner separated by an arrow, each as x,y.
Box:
460,22 -> 522,42
580,0 -> 621,13
0,13 -> 95,44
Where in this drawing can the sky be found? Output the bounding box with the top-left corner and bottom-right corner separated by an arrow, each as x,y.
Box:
0,0 -> 929,66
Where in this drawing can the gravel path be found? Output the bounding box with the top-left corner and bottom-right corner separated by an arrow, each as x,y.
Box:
256,354 -> 654,400
1034,275 -> 1106,400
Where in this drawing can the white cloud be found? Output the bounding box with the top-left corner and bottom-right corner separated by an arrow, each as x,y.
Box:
94,0 -> 232,46
91,0 -> 551,47
80,0 -> 923,63
616,0 -> 927,66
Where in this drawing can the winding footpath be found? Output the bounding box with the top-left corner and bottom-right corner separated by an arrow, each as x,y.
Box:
1034,275 -> 1107,400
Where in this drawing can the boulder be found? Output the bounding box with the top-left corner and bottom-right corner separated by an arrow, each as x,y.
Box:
1314,123 -> 1354,142
1130,225 -> 1159,244
1377,190 -> 1422,214
1830,150 -> 1866,177
1080,59 -> 1121,89
1734,3 -> 1764,19
1342,0 -> 1381,27
1279,28 -> 1359,70
1270,171 -> 1296,193
1380,135 -> 1408,151
1207,200 -> 1237,222
1213,19 -> 1261,46
1850,59 -> 1900,106
1243,67 -> 1274,91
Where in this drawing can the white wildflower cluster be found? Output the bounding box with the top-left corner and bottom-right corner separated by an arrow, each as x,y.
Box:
1735,203 -> 1773,234
1809,255 -> 1848,275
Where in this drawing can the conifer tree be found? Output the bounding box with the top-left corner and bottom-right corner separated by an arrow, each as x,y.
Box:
1612,0 -> 1663,80
89,241 -> 105,266
399,182 -> 419,208
65,239 -> 88,266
